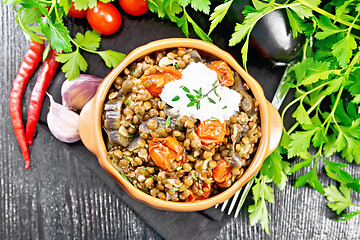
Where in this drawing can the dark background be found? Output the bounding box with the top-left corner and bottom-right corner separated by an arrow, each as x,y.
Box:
1,3 -> 359,239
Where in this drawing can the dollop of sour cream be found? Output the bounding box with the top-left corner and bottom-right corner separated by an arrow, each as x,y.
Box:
160,62 -> 241,122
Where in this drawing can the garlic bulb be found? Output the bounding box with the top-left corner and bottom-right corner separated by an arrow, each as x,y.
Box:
47,93 -> 80,143
61,74 -> 103,111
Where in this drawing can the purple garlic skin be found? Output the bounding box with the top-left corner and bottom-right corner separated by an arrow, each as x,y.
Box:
61,74 -> 103,111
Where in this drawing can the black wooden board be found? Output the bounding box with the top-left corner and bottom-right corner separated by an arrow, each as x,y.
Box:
3,3 -> 359,240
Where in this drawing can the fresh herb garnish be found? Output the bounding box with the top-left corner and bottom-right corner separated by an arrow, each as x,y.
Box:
176,166 -> 183,171
184,84 -> 221,110
125,99 -> 131,105
208,97 -> 215,104
120,171 -> 128,180
166,116 -> 171,128
170,186 -> 179,192
158,140 -> 167,145
193,88 -> 202,98
130,69 -> 135,76
174,62 -> 179,69
172,95 -> 180,101
127,134 -> 134,137
129,123 -> 135,129
181,85 -> 190,93
214,88 -> 219,97
233,126 -> 238,137
222,105 -> 227,109
124,156 -> 131,162
212,79 -> 219,87
187,101 -> 196,107
207,117 -> 218,121
150,175 -> 156,181
191,172 -> 198,181
196,101 -> 201,110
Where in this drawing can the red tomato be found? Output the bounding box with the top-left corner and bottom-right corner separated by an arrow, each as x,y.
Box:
213,159 -> 233,188
196,120 -> 228,145
119,0 -> 149,16
185,183 -> 211,202
68,2 -> 87,18
207,61 -> 234,86
141,66 -> 182,97
148,136 -> 184,171
86,1 -> 122,35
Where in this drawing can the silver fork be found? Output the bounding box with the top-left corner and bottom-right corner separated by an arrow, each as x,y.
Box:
215,66 -> 291,217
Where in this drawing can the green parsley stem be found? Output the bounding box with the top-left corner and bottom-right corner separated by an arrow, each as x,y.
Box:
69,36 -> 99,54
53,2 -> 62,24
274,2 -> 301,10
38,0 -> 53,3
281,81 -> 329,121
48,1 -> 56,16
322,86 -> 344,132
302,38 -> 310,61
295,0 -> 360,30
287,95 -> 325,135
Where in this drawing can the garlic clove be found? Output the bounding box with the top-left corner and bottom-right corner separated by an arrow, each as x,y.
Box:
61,74 -> 103,111
47,93 -> 80,143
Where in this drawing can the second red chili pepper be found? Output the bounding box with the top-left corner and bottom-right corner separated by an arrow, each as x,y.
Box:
26,48 -> 60,146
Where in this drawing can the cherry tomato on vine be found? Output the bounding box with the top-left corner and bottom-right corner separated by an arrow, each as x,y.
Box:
119,0 -> 149,16
86,1 -> 122,35
68,2 -> 87,18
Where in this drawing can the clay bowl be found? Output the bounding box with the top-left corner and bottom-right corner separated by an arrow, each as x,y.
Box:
79,38 -> 282,211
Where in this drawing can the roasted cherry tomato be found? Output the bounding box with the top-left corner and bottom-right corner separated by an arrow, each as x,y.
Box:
207,61 -> 234,86
185,183 -> 211,202
86,1 -> 122,35
196,120 -> 228,145
68,2 -> 87,18
119,0 -> 149,16
148,136 -> 183,171
213,159 -> 233,188
141,66 -> 182,97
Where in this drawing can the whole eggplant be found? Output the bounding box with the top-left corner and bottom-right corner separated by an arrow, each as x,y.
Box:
224,0 -> 305,65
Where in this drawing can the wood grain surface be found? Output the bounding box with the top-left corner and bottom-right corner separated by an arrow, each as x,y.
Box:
1,4 -> 359,240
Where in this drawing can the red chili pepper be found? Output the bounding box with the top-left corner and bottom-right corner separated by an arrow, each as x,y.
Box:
9,40 -> 45,169
26,48 -> 60,145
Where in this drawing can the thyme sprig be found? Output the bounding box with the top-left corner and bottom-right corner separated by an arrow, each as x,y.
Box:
182,80 -> 222,110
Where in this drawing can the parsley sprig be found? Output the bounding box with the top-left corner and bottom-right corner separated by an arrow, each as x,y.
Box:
4,0 -> 125,80
233,0 -> 360,233
148,0 -> 212,42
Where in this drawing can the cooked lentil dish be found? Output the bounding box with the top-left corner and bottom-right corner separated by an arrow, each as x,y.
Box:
103,48 -> 261,202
